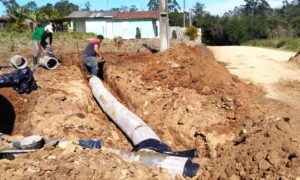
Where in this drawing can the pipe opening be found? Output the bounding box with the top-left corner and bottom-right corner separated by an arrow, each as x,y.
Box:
15,58 -> 27,68
47,58 -> 58,69
97,61 -> 106,80
10,55 -> 28,69
40,56 -> 59,70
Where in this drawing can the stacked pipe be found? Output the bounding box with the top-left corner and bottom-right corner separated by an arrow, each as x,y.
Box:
89,76 -> 199,178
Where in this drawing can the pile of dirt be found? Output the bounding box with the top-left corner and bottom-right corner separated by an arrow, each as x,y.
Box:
289,51 -> 300,66
103,44 -> 263,156
102,43 -> 300,179
0,140 -> 171,179
201,116 -> 300,179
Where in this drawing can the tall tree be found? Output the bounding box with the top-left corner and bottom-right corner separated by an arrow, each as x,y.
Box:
82,1 -> 91,11
54,0 -> 79,17
119,5 -> 129,12
192,2 -> 206,17
24,1 -> 37,11
129,5 -> 138,12
0,0 -> 19,13
147,0 -> 181,12
242,0 -> 271,16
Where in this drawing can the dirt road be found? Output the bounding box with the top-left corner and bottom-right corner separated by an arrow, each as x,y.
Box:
209,46 -> 300,108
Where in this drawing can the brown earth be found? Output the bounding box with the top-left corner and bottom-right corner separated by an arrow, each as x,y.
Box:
290,51 -> 300,66
0,40 -> 300,179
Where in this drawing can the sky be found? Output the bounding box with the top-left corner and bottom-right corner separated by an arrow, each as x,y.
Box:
0,0 -> 291,16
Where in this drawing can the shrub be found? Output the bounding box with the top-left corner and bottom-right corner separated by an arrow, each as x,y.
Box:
243,38 -> 300,51
184,26 -> 198,41
276,40 -> 286,48
136,27 -> 141,39
172,30 -> 177,39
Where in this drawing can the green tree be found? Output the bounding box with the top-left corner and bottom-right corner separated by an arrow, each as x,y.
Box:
169,11 -> 184,26
147,0 -> 180,12
225,17 -> 249,44
82,1 -> 91,11
119,5 -> 129,12
242,0 -> 271,16
0,0 -> 19,13
129,5 -> 138,12
6,7 -> 30,32
110,8 -> 120,11
192,2 -> 206,17
54,0 -> 79,17
24,1 -> 37,11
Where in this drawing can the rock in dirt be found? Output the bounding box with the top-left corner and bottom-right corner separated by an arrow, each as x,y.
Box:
267,151 -> 283,168
259,159 -> 271,170
229,174 -> 241,180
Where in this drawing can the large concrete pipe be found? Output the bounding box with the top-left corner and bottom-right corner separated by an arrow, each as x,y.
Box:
10,55 -> 28,69
39,56 -> 59,70
89,76 -> 199,177
89,76 -> 160,145
104,148 -> 199,178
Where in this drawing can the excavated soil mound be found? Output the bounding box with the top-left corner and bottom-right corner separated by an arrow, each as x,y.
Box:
104,44 -> 263,156
1,41 -> 300,179
103,43 -> 300,179
0,49 -> 172,179
289,51 -> 300,66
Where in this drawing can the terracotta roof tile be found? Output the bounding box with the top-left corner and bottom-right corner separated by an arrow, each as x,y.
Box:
115,11 -> 160,20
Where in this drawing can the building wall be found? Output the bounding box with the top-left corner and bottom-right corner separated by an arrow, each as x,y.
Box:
75,20 -> 86,32
73,19 -> 159,39
112,19 -> 159,39
85,19 -> 109,38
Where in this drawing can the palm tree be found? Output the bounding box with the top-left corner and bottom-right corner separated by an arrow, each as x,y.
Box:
7,7 -> 30,32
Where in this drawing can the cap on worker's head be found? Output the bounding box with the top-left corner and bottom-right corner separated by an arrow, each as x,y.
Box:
97,35 -> 104,40
45,24 -> 53,33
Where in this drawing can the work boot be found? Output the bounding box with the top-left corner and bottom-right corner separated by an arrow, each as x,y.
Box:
32,56 -> 39,72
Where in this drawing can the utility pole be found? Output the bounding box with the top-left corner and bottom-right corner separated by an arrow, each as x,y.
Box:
183,0 -> 185,27
141,0 -> 143,11
189,9 -> 192,27
159,0 -> 169,52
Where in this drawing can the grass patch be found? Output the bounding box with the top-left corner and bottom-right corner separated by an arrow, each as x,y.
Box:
243,38 -> 300,52
0,31 -> 97,53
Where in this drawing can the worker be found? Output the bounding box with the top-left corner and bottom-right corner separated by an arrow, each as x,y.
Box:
31,24 -> 53,69
82,35 -> 104,75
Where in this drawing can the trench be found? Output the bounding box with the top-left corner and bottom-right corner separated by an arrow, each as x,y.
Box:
0,95 -> 15,135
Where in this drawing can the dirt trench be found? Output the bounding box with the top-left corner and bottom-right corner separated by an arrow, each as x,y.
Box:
0,48 -> 173,179
0,42 -> 300,179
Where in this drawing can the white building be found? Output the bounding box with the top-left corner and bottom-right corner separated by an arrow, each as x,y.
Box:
68,11 -> 160,39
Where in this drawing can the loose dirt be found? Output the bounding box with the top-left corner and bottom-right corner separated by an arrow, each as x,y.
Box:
290,51 -> 300,67
0,40 -> 300,179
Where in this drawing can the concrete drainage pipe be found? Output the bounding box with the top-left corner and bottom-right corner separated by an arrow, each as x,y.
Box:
89,76 -> 160,145
10,55 -> 28,69
105,148 -> 198,178
39,56 -> 59,70
89,76 -> 199,178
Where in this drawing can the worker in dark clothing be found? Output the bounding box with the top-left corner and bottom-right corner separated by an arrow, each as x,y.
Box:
41,27 -> 54,57
82,35 -> 104,75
